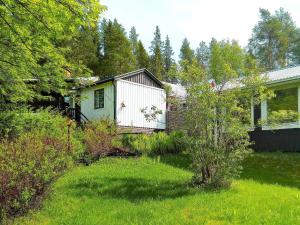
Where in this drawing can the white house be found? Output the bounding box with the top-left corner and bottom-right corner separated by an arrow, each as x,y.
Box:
73,69 -> 166,131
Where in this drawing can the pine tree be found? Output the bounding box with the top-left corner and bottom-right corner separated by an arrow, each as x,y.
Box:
136,40 -> 150,69
179,38 -> 195,71
248,8 -> 300,70
129,26 -> 139,56
196,41 -> 210,69
163,35 -> 174,73
149,26 -> 165,80
100,19 -> 136,78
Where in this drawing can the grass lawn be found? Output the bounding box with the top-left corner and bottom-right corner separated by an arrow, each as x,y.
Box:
13,153 -> 300,225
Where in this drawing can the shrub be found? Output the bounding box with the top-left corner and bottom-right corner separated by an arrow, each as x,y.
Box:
0,108 -> 27,138
0,110 -> 83,219
83,119 -> 117,161
122,131 -> 187,155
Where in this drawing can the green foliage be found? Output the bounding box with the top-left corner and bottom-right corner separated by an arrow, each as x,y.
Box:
122,131 -> 187,155
266,87 -> 299,124
0,0 -> 105,104
83,119 -> 117,161
66,23 -> 102,76
196,41 -> 210,69
248,8 -> 300,70
150,26 -> 165,80
0,110 -> 83,219
179,51 -> 270,188
129,26 -> 139,57
163,35 -> 174,75
99,19 -> 136,77
179,38 -> 195,72
209,40 -> 247,83
136,40 -> 150,69
0,108 -> 82,143
268,110 -> 299,125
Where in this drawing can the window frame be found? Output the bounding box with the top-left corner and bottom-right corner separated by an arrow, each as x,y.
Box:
94,88 -> 104,109
260,86 -> 300,130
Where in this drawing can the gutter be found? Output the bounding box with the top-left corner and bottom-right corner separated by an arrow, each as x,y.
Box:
265,75 -> 300,87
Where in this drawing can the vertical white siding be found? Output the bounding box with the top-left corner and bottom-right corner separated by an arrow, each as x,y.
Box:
80,82 -> 114,121
116,79 -> 166,129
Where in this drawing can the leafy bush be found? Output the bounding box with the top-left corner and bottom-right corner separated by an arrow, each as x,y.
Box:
122,131 -> 187,155
83,119 -> 117,161
0,110 -> 83,219
0,108 -> 81,140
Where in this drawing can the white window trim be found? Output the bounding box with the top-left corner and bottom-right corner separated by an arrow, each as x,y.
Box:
261,86 -> 300,130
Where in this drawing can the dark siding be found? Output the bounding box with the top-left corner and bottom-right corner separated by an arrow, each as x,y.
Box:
122,72 -> 160,88
250,129 -> 300,152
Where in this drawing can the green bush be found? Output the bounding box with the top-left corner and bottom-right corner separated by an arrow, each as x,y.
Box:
122,131 -> 187,155
83,119 -> 117,161
0,109 -> 83,219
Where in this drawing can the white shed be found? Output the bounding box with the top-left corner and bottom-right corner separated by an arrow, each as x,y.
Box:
78,69 -> 166,131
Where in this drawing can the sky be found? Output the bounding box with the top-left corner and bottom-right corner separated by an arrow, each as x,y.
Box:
101,0 -> 300,59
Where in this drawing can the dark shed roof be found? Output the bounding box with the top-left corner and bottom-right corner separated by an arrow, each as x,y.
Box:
78,68 -> 163,89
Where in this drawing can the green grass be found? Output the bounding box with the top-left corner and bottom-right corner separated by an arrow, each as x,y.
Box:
13,153 -> 300,225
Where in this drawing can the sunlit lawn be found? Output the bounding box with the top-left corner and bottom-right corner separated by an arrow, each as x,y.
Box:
14,153 -> 300,225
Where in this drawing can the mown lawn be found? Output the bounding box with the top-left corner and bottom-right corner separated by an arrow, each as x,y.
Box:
13,153 -> 300,225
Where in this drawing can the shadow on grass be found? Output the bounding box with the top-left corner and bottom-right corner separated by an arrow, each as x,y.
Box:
241,152 -> 300,189
156,154 -> 192,171
156,152 -> 300,190
66,177 -> 197,202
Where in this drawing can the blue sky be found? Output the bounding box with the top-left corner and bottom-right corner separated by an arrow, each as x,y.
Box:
101,0 -> 300,59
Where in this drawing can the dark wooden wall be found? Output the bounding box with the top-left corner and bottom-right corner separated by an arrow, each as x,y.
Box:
250,129 -> 300,152
122,72 -> 160,88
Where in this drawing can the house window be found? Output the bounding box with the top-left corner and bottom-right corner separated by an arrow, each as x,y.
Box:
267,87 -> 298,124
94,89 -> 104,109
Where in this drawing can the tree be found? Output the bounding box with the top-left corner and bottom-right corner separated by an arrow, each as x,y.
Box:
67,23 -> 102,76
136,40 -> 150,69
196,41 -> 210,69
129,26 -> 139,56
163,35 -> 174,74
100,19 -> 136,77
149,26 -> 165,80
180,57 -> 269,189
0,0 -> 104,104
179,38 -> 195,71
209,40 -> 246,83
248,8 -> 300,70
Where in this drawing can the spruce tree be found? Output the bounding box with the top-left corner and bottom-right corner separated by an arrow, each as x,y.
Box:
149,26 -> 165,80
100,19 -> 135,78
129,26 -> 139,56
179,38 -> 195,71
163,35 -> 174,74
196,41 -> 210,69
136,40 -> 150,69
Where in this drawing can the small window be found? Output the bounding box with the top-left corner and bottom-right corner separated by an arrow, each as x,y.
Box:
94,89 -> 104,109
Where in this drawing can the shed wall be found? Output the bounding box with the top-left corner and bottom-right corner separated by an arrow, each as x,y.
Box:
80,82 -> 114,121
116,79 -> 166,129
